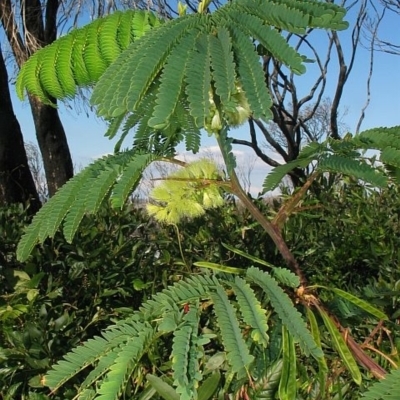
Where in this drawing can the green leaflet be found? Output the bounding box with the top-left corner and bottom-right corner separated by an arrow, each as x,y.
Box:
146,375 -> 180,400
229,25 -> 273,121
227,11 -> 305,74
272,268 -> 300,289
79,350 -> 119,392
210,285 -> 254,378
246,267 -> 323,360
216,128 -> 237,175
306,308 -> 328,397
381,146 -> 400,168
209,27 -> 236,106
111,153 -> 157,209
94,15 -> 199,117
317,307 -> 362,385
312,286 -> 388,321
148,31 -> 199,130
357,126 -> 400,151
197,372 -> 221,400
139,275 -> 219,318
262,126 -> 400,192
221,242 -> 276,269
45,332 -> 119,390
45,318 -> 150,392
235,0 -> 348,31
251,359 -> 283,399
194,261 -> 245,275
278,325 -> 297,400
185,33 -> 211,129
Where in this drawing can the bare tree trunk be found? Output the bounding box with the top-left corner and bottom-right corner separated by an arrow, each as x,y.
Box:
0,0 -> 73,197
28,96 -> 74,196
0,45 -> 40,213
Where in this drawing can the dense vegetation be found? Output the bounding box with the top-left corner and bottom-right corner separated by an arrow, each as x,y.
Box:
1,180 -> 399,398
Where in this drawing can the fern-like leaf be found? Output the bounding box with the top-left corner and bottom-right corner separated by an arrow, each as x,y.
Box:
228,12 -> 305,74
263,157 -> 314,192
111,153 -> 157,209
148,31 -> 199,129
93,15 -> 199,117
246,267 -> 323,360
210,285 -> 254,378
17,151 -> 155,259
172,308 -> 201,400
318,155 -> 387,187
229,25 -> 273,121
362,367 -> 400,399
231,276 -> 269,346
272,267 -> 300,289
17,10 -> 160,103
185,33 -> 211,128
209,27 -> 236,106
381,146 -> 400,168
45,335 -> 112,390
357,126 -> 400,151
95,327 -> 154,400
140,275 -> 219,318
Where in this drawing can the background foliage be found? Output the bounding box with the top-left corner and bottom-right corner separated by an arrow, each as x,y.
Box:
1,180 -> 399,398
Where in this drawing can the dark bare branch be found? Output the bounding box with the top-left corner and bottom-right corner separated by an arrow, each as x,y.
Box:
0,0 -> 27,66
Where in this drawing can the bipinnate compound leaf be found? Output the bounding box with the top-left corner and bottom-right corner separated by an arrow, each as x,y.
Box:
362,367 -> 400,400
231,276 -> 269,346
17,151 -> 156,260
172,308 -> 202,400
210,285 -> 254,378
318,155 -> 387,187
17,10 -> 160,103
263,157 -> 314,192
246,267 -> 323,360
17,0 -> 348,138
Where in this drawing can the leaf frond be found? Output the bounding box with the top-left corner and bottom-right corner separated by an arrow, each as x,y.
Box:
247,267 -> 322,360
210,285 -> 254,378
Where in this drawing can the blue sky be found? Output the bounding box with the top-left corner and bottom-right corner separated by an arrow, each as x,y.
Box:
5,3 -> 400,193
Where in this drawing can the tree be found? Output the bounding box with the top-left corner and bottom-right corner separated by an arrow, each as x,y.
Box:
0,0 -> 74,198
0,43 -> 40,212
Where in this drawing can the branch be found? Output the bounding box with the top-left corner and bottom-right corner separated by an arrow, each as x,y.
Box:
356,4 -> 383,133
330,0 -> 367,139
21,0 -> 45,54
0,0 -> 27,66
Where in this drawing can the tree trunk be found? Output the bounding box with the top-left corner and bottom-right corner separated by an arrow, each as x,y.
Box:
0,46 -> 41,213
28,96 -> 74,196
0,0 -> 74,197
